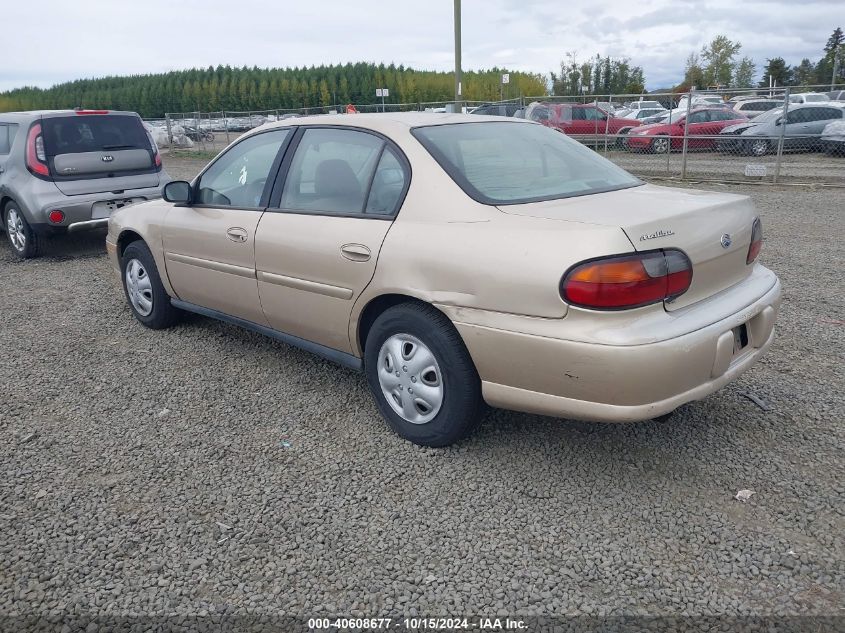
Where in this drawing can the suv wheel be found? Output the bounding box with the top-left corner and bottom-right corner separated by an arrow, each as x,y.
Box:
4,202 -> 40,259
121,241 -> 182,329
364,302 -> 483,447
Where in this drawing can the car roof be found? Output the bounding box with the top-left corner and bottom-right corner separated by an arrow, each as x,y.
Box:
255,112 -> 530,135
0,109 -> 140,122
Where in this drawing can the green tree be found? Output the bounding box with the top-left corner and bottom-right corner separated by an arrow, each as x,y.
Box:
700,35 -> 742,87
733,56 -> 756,88
758,58 -> 792,88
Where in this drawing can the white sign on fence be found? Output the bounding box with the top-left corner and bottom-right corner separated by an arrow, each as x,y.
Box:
376,88 -> 389,97
744,164 -> 768,177
502,73 -> 510,85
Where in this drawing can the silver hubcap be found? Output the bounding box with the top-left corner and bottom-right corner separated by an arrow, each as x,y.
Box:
125,258 -> 154,317
6,209 -> 25,252
653,137 -> 669,153
751,140 -> 768,156
377,333 -> 443,424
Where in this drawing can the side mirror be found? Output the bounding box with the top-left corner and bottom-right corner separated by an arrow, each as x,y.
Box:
163,180 -> 192,204
775,118 -> 783,126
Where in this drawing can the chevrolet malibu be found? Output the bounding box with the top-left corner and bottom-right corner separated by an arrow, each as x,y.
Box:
106,113 -> 781,447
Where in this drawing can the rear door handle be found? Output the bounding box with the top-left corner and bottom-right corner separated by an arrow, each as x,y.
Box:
226,227 -> 248,243
340,243 -> 371,262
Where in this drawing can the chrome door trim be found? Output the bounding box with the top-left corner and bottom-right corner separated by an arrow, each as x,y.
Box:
256,270 -> 353,300
165,252 -> 256,279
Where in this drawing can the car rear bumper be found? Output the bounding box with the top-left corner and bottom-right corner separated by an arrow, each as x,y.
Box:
448,266 -> 781,422
29,186 -> 164,235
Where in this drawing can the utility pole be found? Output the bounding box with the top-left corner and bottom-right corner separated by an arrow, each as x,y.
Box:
454,0 -> 462,111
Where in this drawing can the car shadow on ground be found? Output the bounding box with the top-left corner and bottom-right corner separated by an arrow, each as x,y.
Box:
0,229 -> 108,263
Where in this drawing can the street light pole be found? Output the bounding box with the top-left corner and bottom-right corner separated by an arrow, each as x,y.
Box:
454,0 -> 462,111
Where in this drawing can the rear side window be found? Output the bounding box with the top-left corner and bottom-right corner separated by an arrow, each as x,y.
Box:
280,128 -> 384,215
41,115 -> 149,156
365,148 -> 407,216
0,124 -> 18,154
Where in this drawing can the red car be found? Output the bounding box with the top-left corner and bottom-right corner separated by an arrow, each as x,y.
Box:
626,107 -> 749,153
526,102 -> 641,145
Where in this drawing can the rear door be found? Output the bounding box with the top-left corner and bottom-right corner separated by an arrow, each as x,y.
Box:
255,127 -> 408,353
40,113 -> 160,195
163,128 -> 291,325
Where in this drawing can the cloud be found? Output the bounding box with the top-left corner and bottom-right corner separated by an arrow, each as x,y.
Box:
0,0 -> 840,92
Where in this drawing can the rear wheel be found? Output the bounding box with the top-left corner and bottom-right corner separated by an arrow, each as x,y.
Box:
615,128 -> 632,149
364,302 -> 483,447
3,202 -> 40,259
121,241 -> 182,329
650,135 -> 670,154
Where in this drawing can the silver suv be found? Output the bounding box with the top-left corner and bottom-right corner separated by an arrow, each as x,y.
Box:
0,110 -> 169,258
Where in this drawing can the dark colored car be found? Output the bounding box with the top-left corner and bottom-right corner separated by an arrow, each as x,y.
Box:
626,107 -> 748,153
470,103 -> 522,117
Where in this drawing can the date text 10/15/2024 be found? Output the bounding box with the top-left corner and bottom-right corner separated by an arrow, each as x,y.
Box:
307,617 -> 528,630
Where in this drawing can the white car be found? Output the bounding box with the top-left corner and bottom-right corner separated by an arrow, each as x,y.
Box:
789,92 -> 830,104
676,94 -> 723,110
626,108 -> 669,121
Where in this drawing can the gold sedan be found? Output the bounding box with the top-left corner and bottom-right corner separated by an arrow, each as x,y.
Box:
107,113 -> 781,446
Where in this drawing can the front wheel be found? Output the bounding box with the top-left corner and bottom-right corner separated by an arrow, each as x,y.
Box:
121,241 -> 182,329
364,302 -> 483,447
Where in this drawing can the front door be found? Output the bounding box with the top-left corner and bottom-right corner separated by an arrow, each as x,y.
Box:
255,127 -> 409,353
163,128 -> 291,325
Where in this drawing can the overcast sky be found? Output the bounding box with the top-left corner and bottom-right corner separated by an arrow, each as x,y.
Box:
1,0 -> 839,93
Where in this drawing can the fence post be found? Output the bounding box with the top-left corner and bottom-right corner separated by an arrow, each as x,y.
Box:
773,87 -> 791,184
680,93 -> 693,180
224,111 -> 230,145
604,94 -> 612,155
165,113 -> 173,147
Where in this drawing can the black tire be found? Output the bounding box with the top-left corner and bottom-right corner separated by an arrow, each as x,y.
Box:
3,201 -> 41,259
121,241 -> 182,329
204,132 -> 215,142
364,302 -> 483,447
746,138 -> 771,157
650,134 -> 670,154
615,128 -> 632,149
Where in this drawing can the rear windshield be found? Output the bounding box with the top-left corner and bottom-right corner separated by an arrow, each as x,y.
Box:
412,121 -> 641,205
41,115 -> 150,156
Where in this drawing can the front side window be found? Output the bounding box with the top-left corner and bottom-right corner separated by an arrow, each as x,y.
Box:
413,121 -> 641,205
687,111 -> 710,124
197,129 -> 289,207
280,128 -> 384,215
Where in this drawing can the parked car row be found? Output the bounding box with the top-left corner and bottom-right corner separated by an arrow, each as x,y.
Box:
1,109 -> 782,447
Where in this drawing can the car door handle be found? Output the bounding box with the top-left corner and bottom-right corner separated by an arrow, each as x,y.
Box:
340,243 -> 371,262
226,227 -> 248,243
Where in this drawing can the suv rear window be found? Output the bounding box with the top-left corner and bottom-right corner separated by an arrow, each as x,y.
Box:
41,115 -> 150,156
412,121 -> 641,205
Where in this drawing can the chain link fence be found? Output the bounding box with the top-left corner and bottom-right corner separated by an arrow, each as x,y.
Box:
150,87 -> 845,185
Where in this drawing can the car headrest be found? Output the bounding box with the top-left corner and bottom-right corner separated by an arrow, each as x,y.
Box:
315,159 -> 361,197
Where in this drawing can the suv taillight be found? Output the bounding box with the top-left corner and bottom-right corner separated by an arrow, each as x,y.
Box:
26,123 -> 50,177
145,129 -> 162,167
747,217 -> 763,264
561,250 -> 693,310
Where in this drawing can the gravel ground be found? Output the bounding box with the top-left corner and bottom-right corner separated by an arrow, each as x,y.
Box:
0,154 -> 843,627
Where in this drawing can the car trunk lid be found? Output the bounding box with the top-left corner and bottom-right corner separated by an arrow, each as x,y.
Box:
41,113 -> 160,195
498,184 -> 757,311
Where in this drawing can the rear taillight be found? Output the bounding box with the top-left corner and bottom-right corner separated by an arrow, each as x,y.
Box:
747,217 -> 762,264
561,249 -> 693,310
25,123 -> 50,177
48,210 -> 65,224
145,129 -> 162,167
